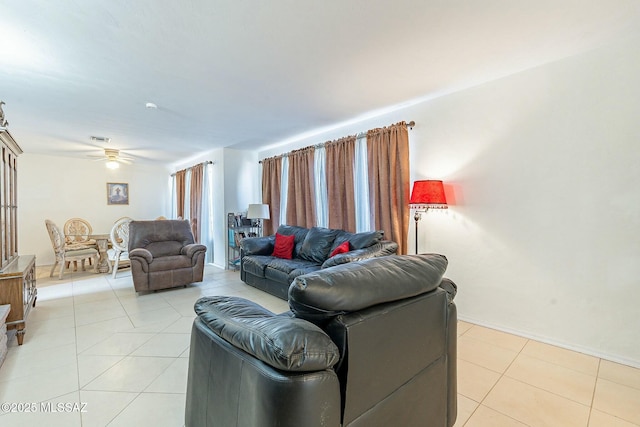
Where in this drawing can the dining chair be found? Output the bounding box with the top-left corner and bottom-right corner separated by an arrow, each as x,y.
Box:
107,217 -> 132,278
45,219 -> 99,279
63,217 -> 98,269
63,217 -> 97,246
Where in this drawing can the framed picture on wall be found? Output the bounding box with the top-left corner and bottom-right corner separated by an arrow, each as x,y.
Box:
107,182 -> 129,205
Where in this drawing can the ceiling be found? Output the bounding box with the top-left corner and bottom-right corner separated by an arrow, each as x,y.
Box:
2,1 -> 639,167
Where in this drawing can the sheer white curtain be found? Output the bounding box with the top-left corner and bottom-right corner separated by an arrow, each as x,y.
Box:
314,146 -> 328,227
170,176 -> 177,218
280,156 -> 289,226
183,170 -> 192,222
201,163 -> 214,263
354,134 -> 371,232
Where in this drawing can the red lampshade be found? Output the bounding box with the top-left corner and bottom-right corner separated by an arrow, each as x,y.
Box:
410,180 -> 447,208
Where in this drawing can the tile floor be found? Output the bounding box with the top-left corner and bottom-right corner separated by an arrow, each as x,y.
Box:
0,264 -> 638,426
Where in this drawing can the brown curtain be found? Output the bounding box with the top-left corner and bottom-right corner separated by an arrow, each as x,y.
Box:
189,163 -> 204,242
367,122 -> 410,254
261,156 -> 282,235
326,136 -> 357,232
286,147 -> 316,228
175,169 -> 186,220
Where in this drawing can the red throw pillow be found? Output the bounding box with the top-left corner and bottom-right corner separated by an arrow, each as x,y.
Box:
272,233 -> 295,259
329,241 -> 350,258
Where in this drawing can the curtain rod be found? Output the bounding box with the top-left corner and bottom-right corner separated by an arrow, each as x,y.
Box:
171,160 -> 213,177
259,120 -> 415,163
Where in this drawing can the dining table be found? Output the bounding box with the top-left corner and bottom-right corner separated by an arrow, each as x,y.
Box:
88,233 -> 112,274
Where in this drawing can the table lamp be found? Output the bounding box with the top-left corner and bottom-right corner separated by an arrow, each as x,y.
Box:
247,204 -> 270,237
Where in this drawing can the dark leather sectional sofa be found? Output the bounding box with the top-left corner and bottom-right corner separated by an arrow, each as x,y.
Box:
239,224 -> 399,299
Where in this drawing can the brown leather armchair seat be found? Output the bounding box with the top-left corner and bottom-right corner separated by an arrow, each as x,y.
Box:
186,254 -> 457,427
128,220 -> 206,292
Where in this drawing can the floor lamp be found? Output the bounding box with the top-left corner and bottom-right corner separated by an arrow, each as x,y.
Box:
409,180 -> 448,254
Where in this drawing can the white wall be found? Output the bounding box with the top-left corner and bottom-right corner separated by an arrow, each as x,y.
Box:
172,148 -> 259,269
20,153 -> 171,265
258,36 -> 640,367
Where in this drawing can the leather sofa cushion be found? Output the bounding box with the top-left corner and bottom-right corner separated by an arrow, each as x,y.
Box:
329,230 -> 384,254
298,227 -> 339,263
194,296 -> 339,372
264,257 -> 320,283
288,265 -> 322,283
276,225 -> 309,258
289,254 -> 448,321
242,255 -> 273,278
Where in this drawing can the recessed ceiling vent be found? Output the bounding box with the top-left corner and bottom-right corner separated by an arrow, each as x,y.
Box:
90,136 -> 111,143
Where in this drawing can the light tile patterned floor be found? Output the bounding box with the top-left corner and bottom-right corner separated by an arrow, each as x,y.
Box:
0,264 -> 638,426
455,321 -> 640,427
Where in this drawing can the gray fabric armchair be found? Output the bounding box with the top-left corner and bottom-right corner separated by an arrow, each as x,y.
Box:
128,220 -> 206,292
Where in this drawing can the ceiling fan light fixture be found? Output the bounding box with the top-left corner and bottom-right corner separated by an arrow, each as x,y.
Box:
106,160 -> 120,169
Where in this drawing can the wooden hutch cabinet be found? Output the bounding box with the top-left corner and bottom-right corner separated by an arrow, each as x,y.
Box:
0,105 -> 37,345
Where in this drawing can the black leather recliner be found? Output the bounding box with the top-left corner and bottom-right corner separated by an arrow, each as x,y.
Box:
185,254 -> 457,427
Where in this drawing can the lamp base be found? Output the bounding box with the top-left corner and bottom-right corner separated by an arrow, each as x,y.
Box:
414,210 -> 423,254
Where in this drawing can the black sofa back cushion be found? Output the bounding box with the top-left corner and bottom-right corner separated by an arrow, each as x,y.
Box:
195,296 -> 339,372
329,230 -> 384,254
276,225 -> 310,258
298,227 -> 339,264
289,254 -> 448,322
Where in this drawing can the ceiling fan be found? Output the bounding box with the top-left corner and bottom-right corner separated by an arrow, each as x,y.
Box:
88,148 -> 133,169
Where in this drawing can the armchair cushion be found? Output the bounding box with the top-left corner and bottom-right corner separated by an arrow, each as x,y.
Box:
195,296 -> 339,372
290,254 -> 448,322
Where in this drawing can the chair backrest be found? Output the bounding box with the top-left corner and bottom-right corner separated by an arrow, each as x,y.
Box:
63,217 -> 93,244
110,217 -> 133,253
128,220 -> 194,256
45,219 -> 64,254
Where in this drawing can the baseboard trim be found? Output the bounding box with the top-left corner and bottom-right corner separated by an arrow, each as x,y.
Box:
457,314 -> 640,369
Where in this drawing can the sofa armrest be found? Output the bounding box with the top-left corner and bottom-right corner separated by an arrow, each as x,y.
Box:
129,248 -> 153,264
439,278 -> 457,302
182,243 -> 207,258
240,236 -> 275,256
321,240 -> 398,268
